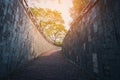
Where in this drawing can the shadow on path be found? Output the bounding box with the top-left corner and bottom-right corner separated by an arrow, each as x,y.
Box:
5,50 -> 95,80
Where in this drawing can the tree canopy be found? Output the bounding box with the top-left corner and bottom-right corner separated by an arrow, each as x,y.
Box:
70,0 -> 89,20
30,8 -> 67,45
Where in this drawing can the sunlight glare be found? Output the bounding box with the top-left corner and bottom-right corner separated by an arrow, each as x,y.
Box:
27,0 -> 73,30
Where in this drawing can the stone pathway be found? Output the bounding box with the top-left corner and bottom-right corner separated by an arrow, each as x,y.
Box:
5,50 -> 95,80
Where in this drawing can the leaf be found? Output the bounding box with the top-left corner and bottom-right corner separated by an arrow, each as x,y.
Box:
30,7 -> 67,45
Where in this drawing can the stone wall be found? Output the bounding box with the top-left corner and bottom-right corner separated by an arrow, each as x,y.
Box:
62,0 -> 120,80
0,0 -> 59,77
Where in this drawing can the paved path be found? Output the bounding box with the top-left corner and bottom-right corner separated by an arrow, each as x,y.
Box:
6,50 -> 95,80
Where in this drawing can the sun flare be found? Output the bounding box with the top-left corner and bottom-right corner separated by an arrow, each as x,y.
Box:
27,0 -> 73,30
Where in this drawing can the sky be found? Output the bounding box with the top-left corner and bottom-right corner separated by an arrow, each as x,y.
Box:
27,0 -> 73,30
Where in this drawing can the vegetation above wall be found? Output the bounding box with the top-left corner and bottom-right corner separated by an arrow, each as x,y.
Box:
30,8 -> 67,45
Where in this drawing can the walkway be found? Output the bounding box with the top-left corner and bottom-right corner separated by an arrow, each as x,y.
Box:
5,50 -> 95,80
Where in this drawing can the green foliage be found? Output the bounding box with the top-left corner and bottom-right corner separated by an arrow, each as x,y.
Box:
70,0 -> 89,19
30,7 -> 67,45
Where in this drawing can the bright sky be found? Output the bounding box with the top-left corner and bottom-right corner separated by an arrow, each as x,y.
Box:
27,0 -> 73,30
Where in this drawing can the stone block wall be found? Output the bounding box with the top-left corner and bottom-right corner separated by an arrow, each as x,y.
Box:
0,0 -> 59,77
62,0 -> 120,80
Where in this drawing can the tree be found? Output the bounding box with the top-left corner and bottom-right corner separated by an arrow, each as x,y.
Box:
30,8 -> 67,45
44,24 -> 67,44
70,0 -> 89,20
